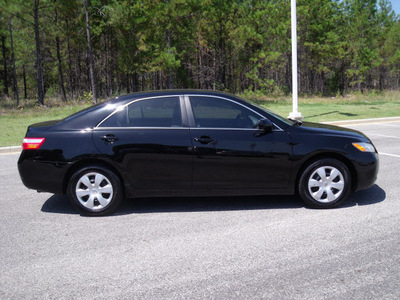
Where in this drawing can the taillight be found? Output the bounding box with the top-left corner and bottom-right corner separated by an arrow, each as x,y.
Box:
22,138 -> 45,150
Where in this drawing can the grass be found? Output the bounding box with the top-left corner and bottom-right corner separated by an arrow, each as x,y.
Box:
261,101 -> 400,122
242,90 -> 400,122
0,99 -> 91,147
1,91 -> 399,147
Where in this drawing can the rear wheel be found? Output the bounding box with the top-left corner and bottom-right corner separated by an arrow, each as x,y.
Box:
67,166 -> 123,216
298,158 -> 351,208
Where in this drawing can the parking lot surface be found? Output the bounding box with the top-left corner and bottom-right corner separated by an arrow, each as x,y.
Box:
0,121 -> 399,299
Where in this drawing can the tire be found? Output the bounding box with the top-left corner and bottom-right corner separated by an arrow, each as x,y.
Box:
298,158 -> 351,209
67,165 -> 123,216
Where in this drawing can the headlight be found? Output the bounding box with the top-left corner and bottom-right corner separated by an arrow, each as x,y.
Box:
352,142 -> 375,153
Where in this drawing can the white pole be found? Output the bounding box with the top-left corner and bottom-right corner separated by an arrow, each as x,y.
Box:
288,0 -> 303,121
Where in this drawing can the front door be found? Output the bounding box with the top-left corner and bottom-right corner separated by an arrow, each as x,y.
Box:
187,95 -> 292,191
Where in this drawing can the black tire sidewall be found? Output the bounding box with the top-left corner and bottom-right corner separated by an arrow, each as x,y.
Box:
67,166 -> 123,216
298,159 -> 351,209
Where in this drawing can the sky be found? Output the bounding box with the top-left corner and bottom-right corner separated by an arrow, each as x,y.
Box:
390,0 -> 400,15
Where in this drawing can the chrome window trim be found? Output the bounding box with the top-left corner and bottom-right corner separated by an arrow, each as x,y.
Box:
184,94 -> 283,132
189,127 -> 267,131
94,127 -> 189,130
94,127 -> 266,131
95,93 -> 284,132
96,95 -> 184,129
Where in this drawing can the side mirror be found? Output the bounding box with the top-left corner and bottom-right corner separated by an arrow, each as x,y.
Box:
256,118 -> 273,133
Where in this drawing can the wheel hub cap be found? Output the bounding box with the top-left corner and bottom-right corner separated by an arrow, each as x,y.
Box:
308,166 -> 345,203
75,172 -> 114,211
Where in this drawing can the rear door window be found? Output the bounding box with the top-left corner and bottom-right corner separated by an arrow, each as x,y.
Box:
100,97 -> 182,128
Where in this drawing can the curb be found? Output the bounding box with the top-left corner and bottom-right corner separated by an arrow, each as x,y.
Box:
0,146 -> 22,155
324,116 -> 400,126
0,116 -> 399,155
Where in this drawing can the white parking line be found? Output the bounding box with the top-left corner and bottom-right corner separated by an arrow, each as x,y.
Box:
0,152 -> 20,156
375,123 -> 400,128
369,134 -> 400,139
380,152 -> 400,158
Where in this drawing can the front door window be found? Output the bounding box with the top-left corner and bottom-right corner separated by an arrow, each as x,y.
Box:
189,96 -> 261,129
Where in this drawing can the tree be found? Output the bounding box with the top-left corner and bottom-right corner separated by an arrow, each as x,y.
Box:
33,0 -> 44,105
342,0 -> 380,91
376,0 -> 397,90
1,35 -> 9,97
1,0 -> 399,102
54,1 -> 67,101
84,0 -> 97,102
9,18 -> 19,104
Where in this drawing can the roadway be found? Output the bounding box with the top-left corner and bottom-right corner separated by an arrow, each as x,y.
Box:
0,120 -> 399,299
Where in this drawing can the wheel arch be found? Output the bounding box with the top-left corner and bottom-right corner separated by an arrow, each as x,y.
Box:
295,152 -> 357,193
63,158 -> 125,195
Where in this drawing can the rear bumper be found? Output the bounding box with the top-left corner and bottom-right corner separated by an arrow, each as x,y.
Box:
18,152 -> 70,194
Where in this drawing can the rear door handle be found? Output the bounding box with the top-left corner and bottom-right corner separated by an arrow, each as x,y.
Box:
194,136 -> 216,145
100,134 -> 119,143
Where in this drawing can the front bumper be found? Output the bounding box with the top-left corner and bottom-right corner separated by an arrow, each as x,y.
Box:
353,152 -> 379,191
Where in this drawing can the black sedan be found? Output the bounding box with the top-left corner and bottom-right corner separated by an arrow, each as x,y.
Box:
18,90 -> 379,216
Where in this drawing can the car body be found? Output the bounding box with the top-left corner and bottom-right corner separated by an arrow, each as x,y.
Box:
18,90 -> 379,215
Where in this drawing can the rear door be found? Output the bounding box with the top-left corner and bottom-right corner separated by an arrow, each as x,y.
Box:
92,96 -> 192,190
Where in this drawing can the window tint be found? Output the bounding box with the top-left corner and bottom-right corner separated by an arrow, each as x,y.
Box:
99,106 -> 129,127
100,97 -> 182,128
189,96 -> 261,128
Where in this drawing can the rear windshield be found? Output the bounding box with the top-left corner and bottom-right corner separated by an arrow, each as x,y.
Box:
61,101 -> 110,122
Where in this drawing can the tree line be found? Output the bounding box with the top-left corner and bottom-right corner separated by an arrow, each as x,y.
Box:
1,0 -> 399,105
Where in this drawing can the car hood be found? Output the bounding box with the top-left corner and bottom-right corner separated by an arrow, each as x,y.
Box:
298,121 -> 370,140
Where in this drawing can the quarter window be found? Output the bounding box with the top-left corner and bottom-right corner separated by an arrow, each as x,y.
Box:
189,96 -> 261,128
100,97 -> 182,128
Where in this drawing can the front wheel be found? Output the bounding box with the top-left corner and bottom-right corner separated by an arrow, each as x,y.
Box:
298,159 -> 351,208
67,166 -> 123,216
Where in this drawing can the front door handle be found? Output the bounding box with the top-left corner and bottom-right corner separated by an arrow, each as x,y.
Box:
100,134 -> 119,143
194,136 -> 216,145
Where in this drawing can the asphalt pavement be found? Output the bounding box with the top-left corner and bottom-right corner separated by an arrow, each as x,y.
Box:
0,120 -> 399,299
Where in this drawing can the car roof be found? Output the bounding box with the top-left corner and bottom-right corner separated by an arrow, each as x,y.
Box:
55,90 -> 289,130
109,89 -> 240,105
53,90 -> 242,130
